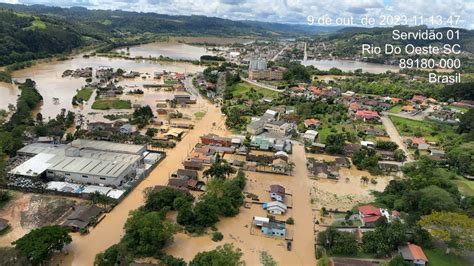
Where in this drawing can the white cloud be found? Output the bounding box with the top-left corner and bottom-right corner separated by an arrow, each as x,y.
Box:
2,0 -> 472,28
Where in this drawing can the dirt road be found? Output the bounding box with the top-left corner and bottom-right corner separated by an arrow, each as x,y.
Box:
380,115 -> 413,162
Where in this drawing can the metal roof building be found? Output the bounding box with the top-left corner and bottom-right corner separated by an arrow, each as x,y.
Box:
11,140 -> 145,187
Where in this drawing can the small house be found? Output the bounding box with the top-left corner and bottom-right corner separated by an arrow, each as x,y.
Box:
253,216 -> 270,227
335,157 -> 351,168
263,201 -> 288,215
261,221 -> 286,237
398,243 -> 428,266
358,205 -> 382,227
183,160 -> 203,170
62,205 -> 104,232
270,184 -> 285,202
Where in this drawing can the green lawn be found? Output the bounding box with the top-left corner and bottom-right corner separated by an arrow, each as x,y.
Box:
424,248 -> 469,266
448,105 -> 470,113
231,82 -> 280,99
91,99 -> 131,110
389,105 -> 403,113
194,111 -> 206,120
389,115 -> 456,142
74,88 -> 93,102
455,178 -> 474,196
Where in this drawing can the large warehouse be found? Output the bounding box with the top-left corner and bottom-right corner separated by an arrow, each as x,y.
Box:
10,140 -> 146,187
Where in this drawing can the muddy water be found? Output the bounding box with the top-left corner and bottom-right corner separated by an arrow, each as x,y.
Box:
0,82 -> 19,111
62,99 -> 227,265
10,56 -> 203,118
116,42 -> 213,60
164,143 -> 317,265
303,59 -> 399,74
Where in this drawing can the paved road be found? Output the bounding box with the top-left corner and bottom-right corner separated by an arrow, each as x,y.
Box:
381,115 -> 413,162
272,44 -> 289,61
242,78 -> 285,92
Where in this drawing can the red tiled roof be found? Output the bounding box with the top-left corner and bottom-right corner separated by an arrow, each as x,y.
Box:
358,205 -> 381,216
355,110 -> 380,118
412,137 -> 426,145
350,103 -> 362,110
304,118 -> 320,126
407,244 -> 428,262
362,215 -> 381,223
412,95 -> 427,102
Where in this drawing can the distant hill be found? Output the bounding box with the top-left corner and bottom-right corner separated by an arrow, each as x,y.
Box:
0,3 -> 343,66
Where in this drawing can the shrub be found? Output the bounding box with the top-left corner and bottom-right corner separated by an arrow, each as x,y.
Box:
212,231 -> 224,242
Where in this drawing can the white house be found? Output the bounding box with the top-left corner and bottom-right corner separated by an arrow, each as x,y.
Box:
263,201 -> 288,215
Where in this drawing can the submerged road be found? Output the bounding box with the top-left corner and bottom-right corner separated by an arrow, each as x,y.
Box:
63,98 -> 225,265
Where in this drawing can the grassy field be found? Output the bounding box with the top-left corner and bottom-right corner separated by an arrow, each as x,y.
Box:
25,18 -> 46,30
389,115 -> 456,142
455,178 -> 474,196
92,99 -> 131,110
448,105 -> 470,113
231,82 -> 280,99
424,248 -> 469,266
194,111 -> 206,120
74,88 -> 93,102
388,105 -> 403,113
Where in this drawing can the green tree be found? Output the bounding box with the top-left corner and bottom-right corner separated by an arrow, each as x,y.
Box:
12,225 -> 71,265
418,185 -> 458,214
122,210 -> 175,256
419,211 -> 474,252
94,243 -> 132,266
190,244 -> 243,266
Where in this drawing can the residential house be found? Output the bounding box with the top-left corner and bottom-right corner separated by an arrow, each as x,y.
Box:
250,136 -> 275,150
303,130 -> 319,143
343,144 -> 362,156
173,169 -> 198,180
261,221 -> 286,237
335,157 -> 351,168
304,118 -> 321,129
246,154 -> 274,165
272,158 -> 288,174
253,216 -> 270,227
62,205 -> 104,232
309,143 -> 326,153
376,150 -> 396,161
310,161 -> 339,179
264,120 -> 293,135
354,110 -> 381,122
398,244 -> 429,266
270,184 -> 285,202
263,201 -> 288,215
358,205 -> 382,227
408,138 -> 430,150
378,161 -> 402,172
200,134 -> 232,147
183,160 -> 203,170
119,124 -> 133,135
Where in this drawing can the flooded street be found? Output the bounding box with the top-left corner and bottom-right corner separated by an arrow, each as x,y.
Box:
58,99 -> 226,266
164,143 -> 317,265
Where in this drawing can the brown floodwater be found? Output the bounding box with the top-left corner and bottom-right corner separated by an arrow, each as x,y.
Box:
9,55 -> 204,118
116,42 -> 213,61
59,99 -> 227,265
0,82 -> 20,111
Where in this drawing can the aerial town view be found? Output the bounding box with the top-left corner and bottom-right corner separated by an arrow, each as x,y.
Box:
0,1 -> 473,266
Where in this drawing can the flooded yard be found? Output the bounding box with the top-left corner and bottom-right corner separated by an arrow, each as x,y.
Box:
8,54 -> 204,118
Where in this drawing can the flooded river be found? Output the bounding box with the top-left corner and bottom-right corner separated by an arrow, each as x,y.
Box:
116,42 -> 213,60
0,82 -> 18,111
8,56 -> 203,118
303,59 -> 399,74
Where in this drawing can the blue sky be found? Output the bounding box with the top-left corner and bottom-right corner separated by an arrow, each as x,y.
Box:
1,0 -> 472,29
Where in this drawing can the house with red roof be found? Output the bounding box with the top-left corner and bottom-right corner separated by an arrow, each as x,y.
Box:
309,86 -> 322,95
304,118 -> 321,129
358,205 -> 382,226
349,102 -> 362,112
412,95 -> 427,103
398,243 -> 428,266
354,110 -> 380,122
407,137 -> 430,150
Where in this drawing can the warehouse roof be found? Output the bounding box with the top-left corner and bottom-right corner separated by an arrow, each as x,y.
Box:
10,153 -> 56,177
71,139 -> 145,155
47,155 -> 132,179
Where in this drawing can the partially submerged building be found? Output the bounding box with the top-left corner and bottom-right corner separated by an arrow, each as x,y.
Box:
11,140 -> 146,187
